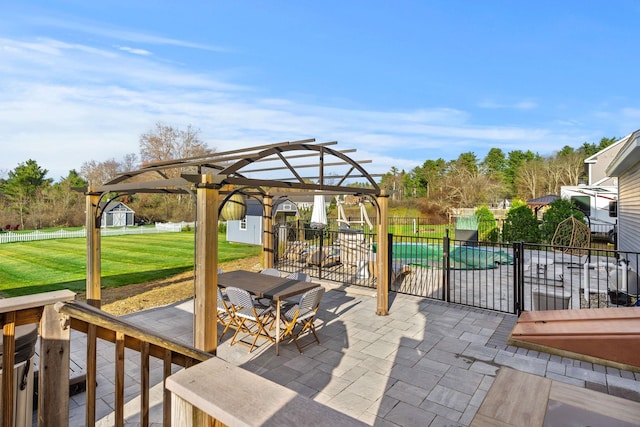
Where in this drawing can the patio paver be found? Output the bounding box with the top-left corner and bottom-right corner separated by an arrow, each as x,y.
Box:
63,284 -> 640,426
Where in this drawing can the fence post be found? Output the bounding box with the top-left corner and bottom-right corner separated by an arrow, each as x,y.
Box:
443,230 -> 450,302
318,231 -> 324,280
513,242 -> 524,315
387,233 -> 393,291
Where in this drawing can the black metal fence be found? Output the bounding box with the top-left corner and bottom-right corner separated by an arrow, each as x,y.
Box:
274,224 -> 639,315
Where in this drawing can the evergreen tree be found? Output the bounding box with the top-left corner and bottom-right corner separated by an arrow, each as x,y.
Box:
2,160 -> 51,229
502,205 -> 541,243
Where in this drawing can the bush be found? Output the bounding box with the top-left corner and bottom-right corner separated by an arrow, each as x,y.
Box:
502,205 -> 541,243
475,206 -> 499,242
218,221 -> 227,234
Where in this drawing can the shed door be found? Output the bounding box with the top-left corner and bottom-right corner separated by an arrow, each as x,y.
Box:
112,212 -> 127,226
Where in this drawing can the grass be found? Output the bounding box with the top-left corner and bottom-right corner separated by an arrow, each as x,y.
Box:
0,232 -> 262,297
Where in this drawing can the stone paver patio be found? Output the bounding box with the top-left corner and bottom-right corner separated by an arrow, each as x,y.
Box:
65,283 -> 640,426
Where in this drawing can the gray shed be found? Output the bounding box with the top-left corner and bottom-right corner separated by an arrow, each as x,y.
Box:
226,197 -> 299,245
100,201 -> 135,228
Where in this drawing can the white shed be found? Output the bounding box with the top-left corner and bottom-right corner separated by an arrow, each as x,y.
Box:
100,201 -> 135,228
226,198 -> 299,245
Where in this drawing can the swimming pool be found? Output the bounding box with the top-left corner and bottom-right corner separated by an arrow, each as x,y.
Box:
391,242 -> 514,270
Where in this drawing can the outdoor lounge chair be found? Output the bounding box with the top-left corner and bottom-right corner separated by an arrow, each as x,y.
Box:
226,287 -> 275,353
279,286 -> 325,353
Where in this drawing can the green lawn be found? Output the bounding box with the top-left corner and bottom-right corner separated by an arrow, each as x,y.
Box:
0,232 -> 262,297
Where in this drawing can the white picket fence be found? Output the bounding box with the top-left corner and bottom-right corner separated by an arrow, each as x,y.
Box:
0,222 -> 195,244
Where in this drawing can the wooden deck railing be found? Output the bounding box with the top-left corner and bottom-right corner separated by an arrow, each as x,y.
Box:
0,291 -> 215,427
54,300 -> 213,427
2,291 -> 365,427
0,290 -> 76,426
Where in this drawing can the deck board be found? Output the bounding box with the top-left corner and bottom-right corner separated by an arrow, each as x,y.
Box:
473,367 -> 640,427
472,368 -> 550,427
509,307 -> 640,370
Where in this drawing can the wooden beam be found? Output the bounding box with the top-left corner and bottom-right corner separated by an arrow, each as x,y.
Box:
376,190 -> 390,315
86,192 -> 101,308
38,304 -> 71,426
194,175 -> 219,353
263,194 -> 274,269
2,311 -> 15,427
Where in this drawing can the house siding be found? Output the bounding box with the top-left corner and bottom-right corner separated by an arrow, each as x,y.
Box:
226,216 -> 262,245
586,135 -> 629,186
618,160 -> 640,270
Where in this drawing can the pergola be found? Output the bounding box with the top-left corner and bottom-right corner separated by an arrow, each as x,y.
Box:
84,139 -> 390,353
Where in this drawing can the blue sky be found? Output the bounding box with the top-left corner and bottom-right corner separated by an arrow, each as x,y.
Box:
2,1 -> 640,181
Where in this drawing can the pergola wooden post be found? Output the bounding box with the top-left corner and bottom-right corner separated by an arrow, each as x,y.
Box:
194,174 -> 219,353
86,190 -> 101,308
263,194 -> 274,269
376,190 -> 390,315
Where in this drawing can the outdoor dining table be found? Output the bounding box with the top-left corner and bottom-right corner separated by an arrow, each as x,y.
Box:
217,270 -> 321,355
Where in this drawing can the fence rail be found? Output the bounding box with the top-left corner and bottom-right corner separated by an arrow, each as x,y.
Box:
274,224 -> 639,315
0,222 -> 195,244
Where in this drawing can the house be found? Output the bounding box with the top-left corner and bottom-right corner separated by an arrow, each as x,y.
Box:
584,133 -> 631,185
226,197 -> 299,245
100,201 -> 135,228
606,129 -> 640,262
558,134 -> 632,239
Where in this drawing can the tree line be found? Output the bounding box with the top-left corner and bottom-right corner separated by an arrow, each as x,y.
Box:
0,126 -> 616,230
0,123 -> 212,230
378,137 -> 617,214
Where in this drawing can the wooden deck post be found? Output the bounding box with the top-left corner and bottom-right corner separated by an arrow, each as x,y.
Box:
376,190 -> 389,315
86,190 -> 101,308
194,174 -> 218,353
38,304 -> 71,426
263,194 -> 274,269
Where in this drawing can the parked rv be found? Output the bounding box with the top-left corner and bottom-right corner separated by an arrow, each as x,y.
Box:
560,185 -> 618,243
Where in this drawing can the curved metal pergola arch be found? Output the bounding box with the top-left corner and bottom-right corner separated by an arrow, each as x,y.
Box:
84,139 -> 390,353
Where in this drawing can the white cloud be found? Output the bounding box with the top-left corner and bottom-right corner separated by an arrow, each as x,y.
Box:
117,46 -> 152,56
0,33 -> 631,181
478,99 -> 538,110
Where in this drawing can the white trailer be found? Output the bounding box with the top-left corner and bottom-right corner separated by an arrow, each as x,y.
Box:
560,185 -> 618,242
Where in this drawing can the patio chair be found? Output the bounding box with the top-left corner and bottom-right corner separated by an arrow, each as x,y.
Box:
279,286 -> 325,353
216,287 -> 236,341
226,287 -> 275,353
286,271 -> 311,282
260,268 -> 281,277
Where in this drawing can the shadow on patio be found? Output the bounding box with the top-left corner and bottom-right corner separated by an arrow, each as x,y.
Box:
67,283 -> 640,426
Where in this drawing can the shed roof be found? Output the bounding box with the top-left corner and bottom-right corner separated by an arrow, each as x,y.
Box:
527,194 -> 559,207
244,198 -> 298,217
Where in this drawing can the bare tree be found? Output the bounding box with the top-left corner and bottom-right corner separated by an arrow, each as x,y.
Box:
515,159 -> 547,200
80,158 -> 124,186
438,163 -> 502,209
136,123 -> 213,221
139,123 -> 212,176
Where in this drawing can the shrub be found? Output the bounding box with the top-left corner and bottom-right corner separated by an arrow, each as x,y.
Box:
475,206 -> 499,242
502,205 -> 541,243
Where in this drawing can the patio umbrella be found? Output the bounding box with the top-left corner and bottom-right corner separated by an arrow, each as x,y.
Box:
310,194 -> 327,229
